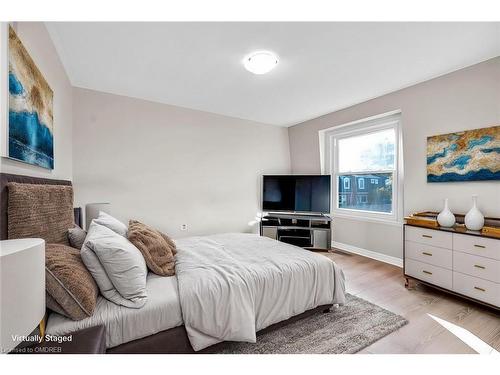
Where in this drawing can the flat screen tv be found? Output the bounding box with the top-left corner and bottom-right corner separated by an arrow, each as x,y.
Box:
262,175 -> 331,214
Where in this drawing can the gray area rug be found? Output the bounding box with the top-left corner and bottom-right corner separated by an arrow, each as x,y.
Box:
216,294 -> 408,354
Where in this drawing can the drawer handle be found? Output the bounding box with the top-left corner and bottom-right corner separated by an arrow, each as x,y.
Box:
474,264 -> 485,270
474,286 -> 486,292
422,234 -> 433,238
422,252 -> 433,256
474,244 -> 486,249
422,270 -> 432,275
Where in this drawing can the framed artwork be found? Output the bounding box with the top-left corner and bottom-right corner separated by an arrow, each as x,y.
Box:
427,125 -> 500,182
8,25 -> 54,169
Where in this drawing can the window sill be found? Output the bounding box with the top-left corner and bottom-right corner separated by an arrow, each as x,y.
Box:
331,212 -> 403,227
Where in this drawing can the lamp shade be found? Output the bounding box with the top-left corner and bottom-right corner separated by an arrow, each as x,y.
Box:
0,238 -> 45,353
85,202 -> 111,230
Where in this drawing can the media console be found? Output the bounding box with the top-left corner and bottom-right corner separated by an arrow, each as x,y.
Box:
260,213 -> 332,250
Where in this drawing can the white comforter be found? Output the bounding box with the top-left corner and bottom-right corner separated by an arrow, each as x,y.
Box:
175,233 -> 346,351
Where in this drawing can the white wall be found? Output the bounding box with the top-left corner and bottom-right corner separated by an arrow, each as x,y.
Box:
0,22 -> 73,180
72,88 -> 290,237
288,57 -> 500,260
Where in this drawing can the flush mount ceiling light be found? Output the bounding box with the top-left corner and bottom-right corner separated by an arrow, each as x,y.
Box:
243,51 -> 279,75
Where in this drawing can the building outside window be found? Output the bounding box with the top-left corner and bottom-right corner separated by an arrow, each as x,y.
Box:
358,177 -> 365,190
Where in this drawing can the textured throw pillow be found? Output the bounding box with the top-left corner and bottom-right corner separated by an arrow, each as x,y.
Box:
93,211 -> 128,237
45,243 -> 99,320
127,220 -> 177,276
68,225 -> 87,249
81,221 -> 147,308
7,183 -> 74,245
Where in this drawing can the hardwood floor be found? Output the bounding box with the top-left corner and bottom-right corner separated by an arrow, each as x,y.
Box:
320,249 -> 500,354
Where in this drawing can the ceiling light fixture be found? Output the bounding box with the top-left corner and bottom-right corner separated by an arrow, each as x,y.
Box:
243,51 -> 279,75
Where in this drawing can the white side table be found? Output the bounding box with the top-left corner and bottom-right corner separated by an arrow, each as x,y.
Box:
0,238 -> 45,353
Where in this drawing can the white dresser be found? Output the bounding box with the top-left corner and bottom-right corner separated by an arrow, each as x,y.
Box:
404,225 -> 500,309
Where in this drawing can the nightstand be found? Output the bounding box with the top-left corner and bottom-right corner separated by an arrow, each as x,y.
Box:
12,325 -> 106,354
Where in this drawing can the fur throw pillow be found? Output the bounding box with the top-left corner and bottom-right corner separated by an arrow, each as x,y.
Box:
127,220 -> 177,276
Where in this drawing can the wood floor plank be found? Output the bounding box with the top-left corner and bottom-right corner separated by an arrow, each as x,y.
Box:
319,249 -> 500,353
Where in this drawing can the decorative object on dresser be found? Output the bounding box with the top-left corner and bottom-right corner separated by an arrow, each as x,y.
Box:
465,195 -> 485,231
85,202 -> 111,230
0,238 -> 45,353
437,198 -> 455,228
403,221 -> 500,310
260,212 -> 332,250
404,215 -> 438,228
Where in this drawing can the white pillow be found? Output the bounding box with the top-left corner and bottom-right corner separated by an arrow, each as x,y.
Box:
81,221 -> 147,308
93,211 -> 128,237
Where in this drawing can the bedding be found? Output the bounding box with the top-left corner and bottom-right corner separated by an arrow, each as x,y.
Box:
68,225 -> 87,249
81,221 -> 148,308
45,243 -> 99,320
175,233 -> 346,351
46,273 -> 183,348
94,211 -> 128,237
127,220 -> 177,276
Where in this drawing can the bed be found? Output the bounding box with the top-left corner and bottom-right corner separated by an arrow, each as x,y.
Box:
1,173 -> 346,353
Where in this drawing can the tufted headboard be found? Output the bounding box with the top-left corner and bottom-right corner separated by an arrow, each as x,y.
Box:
0,173 -> 81,240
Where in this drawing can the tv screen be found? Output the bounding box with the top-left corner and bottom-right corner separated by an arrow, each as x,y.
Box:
262,175 -> 331,213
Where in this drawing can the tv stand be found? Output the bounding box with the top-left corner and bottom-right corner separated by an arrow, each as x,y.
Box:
260,213 -> 332,250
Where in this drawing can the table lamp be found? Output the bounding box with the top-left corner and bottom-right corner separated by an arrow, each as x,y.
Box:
85,202 -> 111,230
0,238 -> 45,353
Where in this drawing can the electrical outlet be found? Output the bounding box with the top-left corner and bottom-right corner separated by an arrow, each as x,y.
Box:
180,224 -> 188,231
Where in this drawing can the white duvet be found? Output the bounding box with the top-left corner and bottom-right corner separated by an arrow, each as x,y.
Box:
175,233 -> 346,351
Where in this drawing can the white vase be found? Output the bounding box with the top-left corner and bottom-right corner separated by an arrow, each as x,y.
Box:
465,195 -> 484,231
437,198 -> 455,227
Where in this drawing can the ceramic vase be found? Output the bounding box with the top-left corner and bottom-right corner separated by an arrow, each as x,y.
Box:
465,195 -> 484,231
437,198 -> 455,227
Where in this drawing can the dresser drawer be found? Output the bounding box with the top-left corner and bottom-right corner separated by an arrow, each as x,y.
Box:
405,226 -> 452,249
405,259 -> 452,290
453,272 -> 499,307
453,233 -> 500,260
453,251 -> 500,283
405,241 -> 452,270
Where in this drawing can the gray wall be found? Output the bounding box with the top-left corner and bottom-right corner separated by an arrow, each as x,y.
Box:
0,22 -> 73,180
288,57 -> 500,260
72,88 -> 291,237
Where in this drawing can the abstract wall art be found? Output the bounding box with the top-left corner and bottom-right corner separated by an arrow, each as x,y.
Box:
8,25 -> 54,169
427,125 -> 500,182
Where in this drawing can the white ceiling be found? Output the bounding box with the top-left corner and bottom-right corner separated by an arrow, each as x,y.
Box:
46,22 -> 500,126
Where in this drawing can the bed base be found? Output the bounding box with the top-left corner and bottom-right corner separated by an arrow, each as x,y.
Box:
107,304 -> 333,354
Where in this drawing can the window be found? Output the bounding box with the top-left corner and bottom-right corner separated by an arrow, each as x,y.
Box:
357,195 -> 368,204
320,111 -> 403,224
343,178 -> 350,190
358,178 -> 365,190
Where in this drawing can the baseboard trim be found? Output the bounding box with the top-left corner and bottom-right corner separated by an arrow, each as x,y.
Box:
332,241 -> 403,268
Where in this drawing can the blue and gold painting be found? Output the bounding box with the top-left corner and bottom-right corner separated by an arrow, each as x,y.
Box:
427,125 -> 500,182
8,26 -> 54,169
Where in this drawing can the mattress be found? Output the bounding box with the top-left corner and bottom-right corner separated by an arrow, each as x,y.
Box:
46,273 -> 183,348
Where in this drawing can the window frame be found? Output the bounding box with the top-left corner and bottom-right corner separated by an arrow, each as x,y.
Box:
319,111 -> 403,226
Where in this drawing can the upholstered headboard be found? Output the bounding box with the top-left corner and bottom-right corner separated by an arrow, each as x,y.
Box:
0,173 -> 81,240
